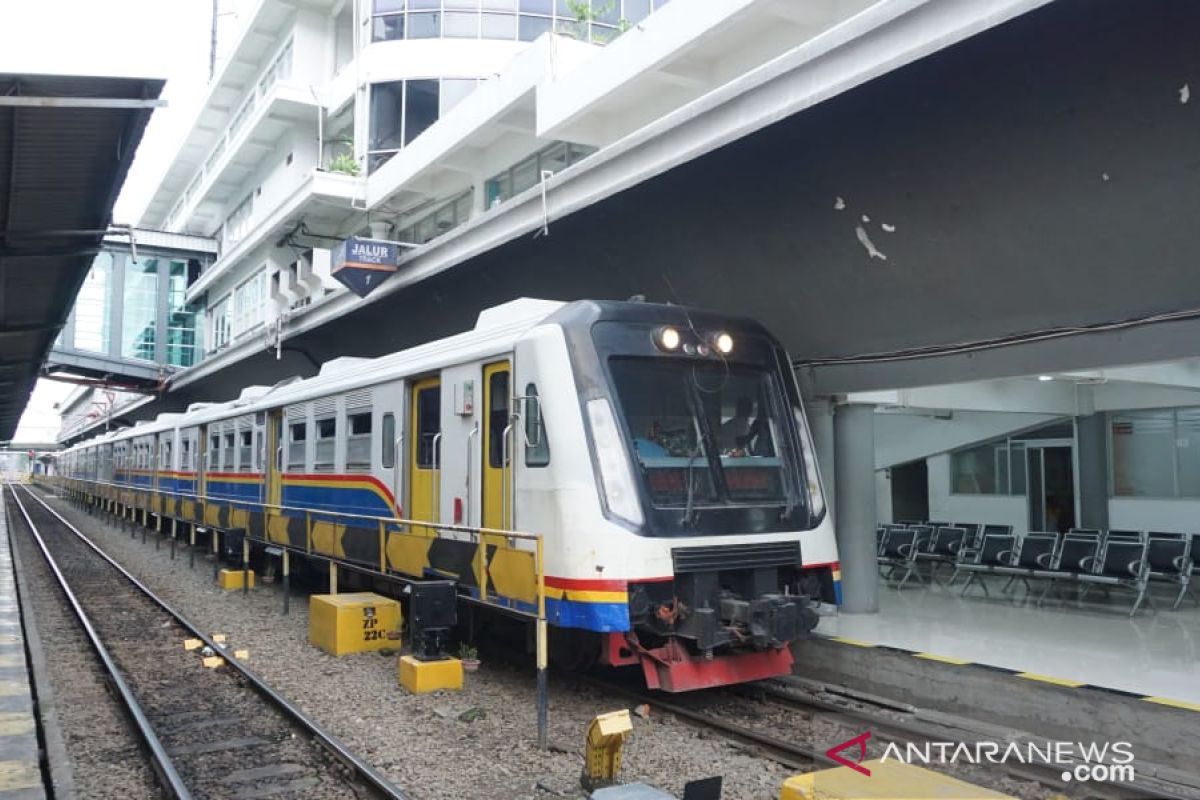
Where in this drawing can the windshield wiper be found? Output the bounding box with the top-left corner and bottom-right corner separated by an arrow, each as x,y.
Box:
680,450 -> 702,527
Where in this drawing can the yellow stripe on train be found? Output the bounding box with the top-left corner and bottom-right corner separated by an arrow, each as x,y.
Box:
543,587 -> 629,604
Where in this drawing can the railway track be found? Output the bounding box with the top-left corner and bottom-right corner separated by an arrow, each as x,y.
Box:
5,483 -> 408,800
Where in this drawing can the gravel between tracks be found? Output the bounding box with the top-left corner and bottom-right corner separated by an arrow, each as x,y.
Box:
14,489 -> 366,800
5,490 -> 159,800
39,490 -> 1055,800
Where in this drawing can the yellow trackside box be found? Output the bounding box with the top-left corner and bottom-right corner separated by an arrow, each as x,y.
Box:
309,593 -> 401,656
398,655 -> 463,693
217,569 -> 255,590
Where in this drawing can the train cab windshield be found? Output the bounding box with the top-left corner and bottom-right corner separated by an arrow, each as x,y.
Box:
609,357 -> 797,514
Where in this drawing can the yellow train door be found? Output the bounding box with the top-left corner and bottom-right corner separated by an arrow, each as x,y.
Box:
481,361 -> 512,530
266,409 -> 283,508
409,377 -> 441,536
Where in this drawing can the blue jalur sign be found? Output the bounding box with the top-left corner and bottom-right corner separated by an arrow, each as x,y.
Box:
331,237 -> 400,297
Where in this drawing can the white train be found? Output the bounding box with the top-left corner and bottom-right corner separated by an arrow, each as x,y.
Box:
57,299 -> 840,691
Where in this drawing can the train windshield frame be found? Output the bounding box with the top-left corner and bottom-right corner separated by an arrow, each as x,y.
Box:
608,356 -> 801,515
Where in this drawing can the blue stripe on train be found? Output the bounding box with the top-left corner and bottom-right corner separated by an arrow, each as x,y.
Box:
460,586 -> 630,633
546,598 -> 631,632
206,479 -> 261,502
281,483 -> 394,519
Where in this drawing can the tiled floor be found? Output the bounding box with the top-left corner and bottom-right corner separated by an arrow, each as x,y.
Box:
817,575 -> 1200,705
0,495 -> 46,798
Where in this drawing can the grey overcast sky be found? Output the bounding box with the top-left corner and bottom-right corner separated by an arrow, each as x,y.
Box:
1,0 -> 221,441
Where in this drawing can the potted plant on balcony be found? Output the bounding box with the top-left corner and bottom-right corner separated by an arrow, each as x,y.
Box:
327,152 -> 360,176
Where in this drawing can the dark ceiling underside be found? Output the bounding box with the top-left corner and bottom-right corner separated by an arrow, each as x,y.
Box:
0,73 -> 162,440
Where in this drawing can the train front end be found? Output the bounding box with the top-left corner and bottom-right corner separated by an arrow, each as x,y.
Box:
545,301 -> 837,692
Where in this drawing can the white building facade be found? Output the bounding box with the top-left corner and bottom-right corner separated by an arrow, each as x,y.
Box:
135,0 -> 899,372
137,0 -> 684,363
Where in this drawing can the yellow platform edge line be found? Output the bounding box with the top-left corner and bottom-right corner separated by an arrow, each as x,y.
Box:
913,652 -> 973,665
1144,696 -> 1200,712
829,636 -> 877,648
1016,672 -> 1085,687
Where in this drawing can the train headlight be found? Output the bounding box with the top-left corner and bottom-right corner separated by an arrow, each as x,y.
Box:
656,326 -> 681,351
586,399 -> 644,527
713,332 -> 734,355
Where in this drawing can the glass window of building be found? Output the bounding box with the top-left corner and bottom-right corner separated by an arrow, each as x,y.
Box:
73,253 -> 112,353
224,195 -> 254,249
209,295 -> 232,351
444,11 -> 478,36
370,79 -> 476,172
950,436 -> 1027,495
1111,410 -> 1185,497
440,79 -> 478,115
404,80 -> 440,145
485,140 -> 597,207
232,270 -> 267,337
122,255 -> 158,362
165,260 -> 201,368
370,0 -> 664,44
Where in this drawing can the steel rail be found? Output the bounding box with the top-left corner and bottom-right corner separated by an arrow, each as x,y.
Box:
5,485 -> 193,800
15,483 -> 411,800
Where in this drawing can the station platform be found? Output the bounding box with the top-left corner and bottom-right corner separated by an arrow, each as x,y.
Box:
0,497 -> 46,798
817,581 -> 1200,707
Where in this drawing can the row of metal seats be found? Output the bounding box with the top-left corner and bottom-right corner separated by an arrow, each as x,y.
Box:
876,522 -> 1197,616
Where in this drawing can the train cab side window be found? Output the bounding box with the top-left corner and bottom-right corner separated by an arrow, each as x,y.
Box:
488,371 -> 509,468
288,422 -> 307,470
416,388 -> 441,468
524,383 -> 550,467
346,411 -> 371,472
315,417 -> 336,471
381,413 -> 396,469
223,433 -> 235,470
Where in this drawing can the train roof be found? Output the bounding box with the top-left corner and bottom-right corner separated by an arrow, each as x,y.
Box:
65,296 -> 768,448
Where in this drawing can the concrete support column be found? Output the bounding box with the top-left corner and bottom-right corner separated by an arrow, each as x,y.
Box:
1076,413 -> 1109,531
834,403 -> 878,613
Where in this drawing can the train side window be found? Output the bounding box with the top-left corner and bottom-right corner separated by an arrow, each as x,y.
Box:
161,440 -> 171,470
346,411 -> 372,472
315,417 -> 336,471
524,383 -> 550,467
209,435 -> 220,469
288,422 -> 307,470
223,432 -> 235,470
239,430 -> 253,472
381,413 -> 396,469
182,438 -> 191,471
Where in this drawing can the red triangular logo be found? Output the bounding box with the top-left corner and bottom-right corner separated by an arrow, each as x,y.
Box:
825,731 -> 872,776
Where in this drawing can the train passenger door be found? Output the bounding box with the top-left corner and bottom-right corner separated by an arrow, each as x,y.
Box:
481,361 -> 512,530
266,410 -> 283,508
199,425 -> 210,501
409,377 -> 441,536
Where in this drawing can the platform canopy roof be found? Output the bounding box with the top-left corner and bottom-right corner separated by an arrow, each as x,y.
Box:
0,72 -> 163,440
